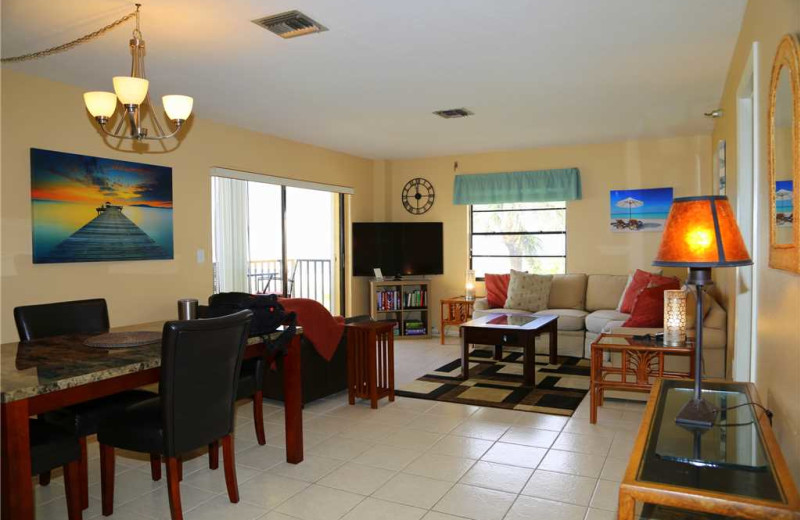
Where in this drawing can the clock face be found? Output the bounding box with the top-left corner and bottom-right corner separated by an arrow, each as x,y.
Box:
402,178 -> 435,215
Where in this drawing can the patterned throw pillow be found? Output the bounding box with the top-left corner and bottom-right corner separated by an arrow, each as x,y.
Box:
504,270 -> 553,312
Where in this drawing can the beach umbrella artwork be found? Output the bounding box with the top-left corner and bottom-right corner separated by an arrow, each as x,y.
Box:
776,188 -> 793,225
616,196 -> 644,223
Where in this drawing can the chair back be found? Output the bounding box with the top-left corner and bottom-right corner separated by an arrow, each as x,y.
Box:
160,310 -> 252,456
14,298 -> 109,341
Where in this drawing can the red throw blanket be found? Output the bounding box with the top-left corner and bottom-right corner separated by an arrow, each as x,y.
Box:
278,298 -> 345,361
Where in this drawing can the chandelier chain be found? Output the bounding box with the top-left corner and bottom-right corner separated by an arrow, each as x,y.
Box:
1,8 -> 139,63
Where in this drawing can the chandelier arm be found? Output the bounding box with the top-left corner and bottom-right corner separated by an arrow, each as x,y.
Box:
96,121 -> 182,141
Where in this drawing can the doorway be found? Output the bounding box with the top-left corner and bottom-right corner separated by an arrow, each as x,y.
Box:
733,42 -> 759,382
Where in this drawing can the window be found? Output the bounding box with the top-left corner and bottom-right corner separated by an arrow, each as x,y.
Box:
211,171 -> 347,314
470,202 -> 566,278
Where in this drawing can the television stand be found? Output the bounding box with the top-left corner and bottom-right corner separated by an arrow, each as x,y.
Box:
369,279 -> 431,339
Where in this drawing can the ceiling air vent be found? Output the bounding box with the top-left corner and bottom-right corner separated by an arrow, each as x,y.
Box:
252,10 -> 328,39
433,108 -> 474,119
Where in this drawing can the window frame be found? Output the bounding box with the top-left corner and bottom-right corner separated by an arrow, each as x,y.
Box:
469,202 -> 568,280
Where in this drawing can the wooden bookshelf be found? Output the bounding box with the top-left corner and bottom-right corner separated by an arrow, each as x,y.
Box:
369,279 -> 431,339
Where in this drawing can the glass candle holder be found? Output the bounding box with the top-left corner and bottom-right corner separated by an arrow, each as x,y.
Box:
663,289 -> 687,346
465,269 -> 476,301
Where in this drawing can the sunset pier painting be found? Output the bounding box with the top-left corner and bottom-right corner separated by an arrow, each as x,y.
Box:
31,149 -> 173,264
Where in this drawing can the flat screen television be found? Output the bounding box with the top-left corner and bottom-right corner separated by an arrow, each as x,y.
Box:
352,222 -> 443,277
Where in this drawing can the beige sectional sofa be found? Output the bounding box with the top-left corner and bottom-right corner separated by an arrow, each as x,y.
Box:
472,273 -> 727,378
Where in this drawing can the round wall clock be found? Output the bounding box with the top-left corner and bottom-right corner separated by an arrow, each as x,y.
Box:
402,177 -> 435,215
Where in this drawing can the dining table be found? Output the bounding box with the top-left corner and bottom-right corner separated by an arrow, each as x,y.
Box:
0,320 -> 305,520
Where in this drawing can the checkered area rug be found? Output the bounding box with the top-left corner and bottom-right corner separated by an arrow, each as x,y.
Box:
395,348 -> 590,416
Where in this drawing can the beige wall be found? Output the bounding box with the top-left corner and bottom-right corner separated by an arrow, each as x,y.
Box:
0,70 -> 375,343
382,136 -> 711,333
711,0 -> 800,481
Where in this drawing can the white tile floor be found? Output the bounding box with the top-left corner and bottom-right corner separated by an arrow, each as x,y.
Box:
33,337 -> 644,520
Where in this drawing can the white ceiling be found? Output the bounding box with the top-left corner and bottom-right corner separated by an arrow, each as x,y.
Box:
2,0 -> 746,159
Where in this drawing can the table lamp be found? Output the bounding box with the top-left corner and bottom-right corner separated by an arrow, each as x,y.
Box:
653,196 -> 752,428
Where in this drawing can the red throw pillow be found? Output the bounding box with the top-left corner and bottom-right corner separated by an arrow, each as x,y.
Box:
623,279 -> 681,327
618,269 -> 653,313
485,273 -> 511,308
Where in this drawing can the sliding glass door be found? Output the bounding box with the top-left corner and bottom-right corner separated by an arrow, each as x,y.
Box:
212,175 -> 343,313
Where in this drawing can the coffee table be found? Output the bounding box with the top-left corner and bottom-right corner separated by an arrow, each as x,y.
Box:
460,313 -> 558,386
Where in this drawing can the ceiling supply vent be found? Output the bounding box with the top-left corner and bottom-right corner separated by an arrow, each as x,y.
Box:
252,10 -> 328,39
433,108 -> 474,119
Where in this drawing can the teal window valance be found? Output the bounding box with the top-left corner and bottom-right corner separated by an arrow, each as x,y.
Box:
453,168 -> 581,205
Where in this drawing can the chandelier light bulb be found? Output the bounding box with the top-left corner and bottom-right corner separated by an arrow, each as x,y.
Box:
113,76 -> 149,105
162,95 -> 194,121
83,91 -> 118,118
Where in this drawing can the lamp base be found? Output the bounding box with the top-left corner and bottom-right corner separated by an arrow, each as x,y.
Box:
675,398 -> 717,429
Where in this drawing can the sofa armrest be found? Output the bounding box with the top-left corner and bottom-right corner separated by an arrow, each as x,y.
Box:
473,298 -> 490,311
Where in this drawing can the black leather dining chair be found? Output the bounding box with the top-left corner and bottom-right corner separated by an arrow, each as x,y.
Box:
13,298 -> 156,509
97,310 -> 253,520
29,419 -> 83,520
207,355 -> 266,470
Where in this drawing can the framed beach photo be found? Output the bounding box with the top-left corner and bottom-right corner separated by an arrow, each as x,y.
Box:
609,187 -> 674,233
31,148 -> 173,264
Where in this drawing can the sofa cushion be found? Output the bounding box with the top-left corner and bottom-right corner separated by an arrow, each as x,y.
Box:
505,270 -> 553,312
548,274 -> 587,310
533,309 -> 588,331
585,275 -> 629,312
586,310 -> 630,334
473,308 -> 541,319
485,273 -> 511,308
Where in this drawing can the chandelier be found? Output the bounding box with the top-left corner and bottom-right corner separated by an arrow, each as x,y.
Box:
82,4 -> 193,141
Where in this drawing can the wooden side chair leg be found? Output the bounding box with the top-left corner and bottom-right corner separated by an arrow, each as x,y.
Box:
99,444 -> 115,516
150,454 -> 162,481
208,441 -> 219,470
63,459 -> 82,520
253,391 -> 266,446
165,457 -> 183,520
38,471 -> 51,486
79,436 -> 89,510
221,435 -> 239,503
177,458 -> 183,482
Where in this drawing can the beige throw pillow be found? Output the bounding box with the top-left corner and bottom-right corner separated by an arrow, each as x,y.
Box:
504,270 -> 553,312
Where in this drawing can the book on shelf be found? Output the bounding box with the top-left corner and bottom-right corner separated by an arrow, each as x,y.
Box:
404,319 -> 427,335
376,289 -> 401,311
404,289 -> 427,309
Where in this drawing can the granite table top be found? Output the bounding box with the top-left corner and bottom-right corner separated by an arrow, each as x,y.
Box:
0,321 -> 302,404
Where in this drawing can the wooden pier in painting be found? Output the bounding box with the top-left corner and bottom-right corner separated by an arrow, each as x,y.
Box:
44,204 -> 169,262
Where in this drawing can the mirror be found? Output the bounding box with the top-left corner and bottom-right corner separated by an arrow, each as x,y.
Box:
774,67 -> 793,245
768,34 -> 800,273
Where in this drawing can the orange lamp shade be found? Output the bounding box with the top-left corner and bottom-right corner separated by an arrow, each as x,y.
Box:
654,196 -> 752,267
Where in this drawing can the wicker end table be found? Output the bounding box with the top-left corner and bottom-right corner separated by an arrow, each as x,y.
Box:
590,333 -> 694,424
440,296 -> 476,345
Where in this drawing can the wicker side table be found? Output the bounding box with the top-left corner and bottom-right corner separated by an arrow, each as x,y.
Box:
346,321 -> 396,409
440,296 -> 476,345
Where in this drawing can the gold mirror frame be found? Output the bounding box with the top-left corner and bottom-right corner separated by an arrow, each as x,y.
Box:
768,34 -> 800,273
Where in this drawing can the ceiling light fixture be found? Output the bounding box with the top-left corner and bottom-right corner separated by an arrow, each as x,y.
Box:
83,4 -> 193,141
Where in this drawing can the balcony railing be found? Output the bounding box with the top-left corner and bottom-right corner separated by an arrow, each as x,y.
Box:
214,258 -> 334,311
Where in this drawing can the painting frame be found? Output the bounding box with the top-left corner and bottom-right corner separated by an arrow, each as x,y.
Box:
31,148 -> 174,264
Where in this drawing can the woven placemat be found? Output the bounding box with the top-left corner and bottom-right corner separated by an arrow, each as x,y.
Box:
84,331 -> 162,349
